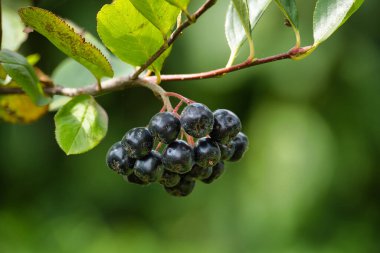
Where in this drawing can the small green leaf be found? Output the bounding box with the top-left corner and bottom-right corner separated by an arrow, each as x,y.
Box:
2,0 -> 30,51
129,0 -> 181,37
54,95 -> 108,155
97,0 -> 172,73
0,49 -> 49,106
18,7 -> 114,79
275,0 -> 299,28
313,0 -> 364,45
225,0 -> 271,65
164,0 -> 191,11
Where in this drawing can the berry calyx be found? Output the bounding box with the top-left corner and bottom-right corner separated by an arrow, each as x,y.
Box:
159,170 -> 181,187
148,112 -> 181,144
134,150 -> 164,183
229,132 -> 249,162
202,162 -> 225,184
210,109 -> 241,144
164,176 -> 196,197
121,127 -> 153,159
180,103 -> 214,138
194,137 -> 221,168
162,140 -> 194,174
106,141 -> 135,175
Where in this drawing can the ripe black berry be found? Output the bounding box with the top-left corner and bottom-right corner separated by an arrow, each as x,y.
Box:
134,150 -> 163,183
148,112 -> 181,144
229,132 -> 249,162
218,143 -> 235,161
165,176 -> 196,197
106,141 -> 135,175
162,140 -> 194,174
121,127 -> 153,159
159,170 -> 181,187
187,164 -> 213,180
180,103 -> 214,138
123,174 -> 150,186
210,109 -> 241,144
194,137 -> 221,168
202,162 -> 225,184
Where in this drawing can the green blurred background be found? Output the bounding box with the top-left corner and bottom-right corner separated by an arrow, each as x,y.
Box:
1,0 -> 379,252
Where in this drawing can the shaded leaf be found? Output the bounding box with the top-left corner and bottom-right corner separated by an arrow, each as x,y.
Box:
54,95 -> 108,155
97,0 -> 172,73
129,0 -> 180,37
275,0 -> 299,29
2,0 -> 30,51
313,0 -> 363,45
0,49 -> 49,106
164,0 -> 191,10
18,7 -> 114,79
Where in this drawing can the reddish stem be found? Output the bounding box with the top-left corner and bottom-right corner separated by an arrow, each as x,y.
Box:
165,92 -> 195,104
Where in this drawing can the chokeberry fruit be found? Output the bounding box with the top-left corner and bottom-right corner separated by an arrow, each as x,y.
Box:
229,132 -> 249,162
121,127 -> 153,159
210,109 -> 241,144
162,140 -> 194,174
180,103 -> 214,138
159,170 -> 181,187
187,164 -> 213,180
106,141 -> 135,175
202,162 -> 225,184
165,176 -> 196,197
148,112 -> 181,144
123,174 -> 150,186
194,137 -> 221,168
218,143 -> 235,161
134,150 -> 164,183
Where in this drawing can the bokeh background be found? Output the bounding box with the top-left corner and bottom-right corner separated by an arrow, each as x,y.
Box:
1,0 -> 379,252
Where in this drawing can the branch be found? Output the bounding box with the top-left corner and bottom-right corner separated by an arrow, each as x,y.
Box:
130,0 -> 217,80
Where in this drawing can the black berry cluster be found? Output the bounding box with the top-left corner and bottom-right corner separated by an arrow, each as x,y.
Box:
106,102 -> 249,197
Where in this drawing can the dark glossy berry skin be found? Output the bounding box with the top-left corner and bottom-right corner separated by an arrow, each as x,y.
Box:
218,143 -> 235,161
201,162 -> 225,184
148,112 -> 181,144
180,103 -> 214,138
162,140 -> 194,174
159,170 -> 181,187
106,141 -> 135,175
210,109 -> 241,144
187,164 -> 213,180
123,174 -> 150,186
194,137 -> 221,168
134,150 -> 163,183
229,132 -> 249,162
165,176 -> 196,197
121,127 -> 153,159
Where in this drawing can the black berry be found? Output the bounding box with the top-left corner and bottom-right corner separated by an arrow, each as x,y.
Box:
165,176 -> 196,197
202,162 -> 225,184
180,103 -> 214,138
218,143 -> 235,161
229,132 -> 249,162
106,141 -> 135,175
159,170 -> 181,187
162,140 -> 194,174
194,137 -> 221,168
123,173 -> 150,186
148,112 -> 181,144
134,150 -> 163,183
121,127 -> 153,159
210,109 -> 241,144
187,164 -> 213,180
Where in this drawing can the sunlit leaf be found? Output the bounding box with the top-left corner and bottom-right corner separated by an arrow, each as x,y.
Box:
1,0 -> 30,51
0,49 -> 49,106
129,0 -> 180,37
164,0 -> 191,10
313,0 -> 364,45
54,95 -> 108,155
97,0 -> 172,73
18,7 -> 114,79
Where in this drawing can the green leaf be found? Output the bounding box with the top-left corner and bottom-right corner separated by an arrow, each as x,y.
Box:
97,0 -> 172,73
129,0 -> 181,37
54,95 -> 108,155
2,0 -> 30,51
164,0 -> 191,10
275,0 -> 299,29
0,49 -> 49,106
18,7 -> 114,79
225,0 -> 271,65
313,0 -> 364,45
